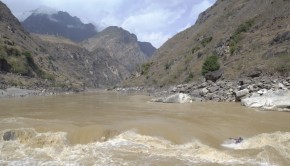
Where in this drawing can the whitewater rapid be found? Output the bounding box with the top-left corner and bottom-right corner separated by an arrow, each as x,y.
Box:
0,128 -> 289,166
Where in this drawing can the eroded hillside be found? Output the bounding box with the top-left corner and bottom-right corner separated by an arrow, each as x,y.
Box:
125,0 -> 290,87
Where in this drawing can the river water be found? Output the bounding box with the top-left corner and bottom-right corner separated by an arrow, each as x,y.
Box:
0,92 -> 289,166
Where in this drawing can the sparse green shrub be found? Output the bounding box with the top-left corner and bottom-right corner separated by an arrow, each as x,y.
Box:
0,46 -> 46,76
275,54 -> 290,75
229,19 -> 254,55
201,37 -> 213,47
5,46 -> 21,56
7,56 -> 30,75
191,46 -> 200,54
202,55 -> 220,75
276,64 -> 289,74
140,63 -> 151,75
165,62 -> 172,70
24,52 -> 37,70
185,72 -> 194,82
0,59 -> 11,72
234,20 -> 254,36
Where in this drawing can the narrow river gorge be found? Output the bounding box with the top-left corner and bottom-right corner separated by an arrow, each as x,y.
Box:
0,92 -> 289,166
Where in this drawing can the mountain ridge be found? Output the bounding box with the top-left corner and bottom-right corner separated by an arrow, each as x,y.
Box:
22,9 -> 97,42
82,26 -> 156,72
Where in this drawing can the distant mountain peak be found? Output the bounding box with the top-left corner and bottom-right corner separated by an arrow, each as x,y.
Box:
18,6 -> 57,21
31,6 -> 58,16
21,8 -> 97,42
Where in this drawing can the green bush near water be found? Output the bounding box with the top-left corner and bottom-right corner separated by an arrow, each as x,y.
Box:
202,55 -> 220,75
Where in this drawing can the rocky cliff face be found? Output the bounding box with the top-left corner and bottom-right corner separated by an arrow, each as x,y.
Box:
82,26 -> 156,72
22,8 -> 97,42
125,0 -> 290,87
35,34 -> 128,88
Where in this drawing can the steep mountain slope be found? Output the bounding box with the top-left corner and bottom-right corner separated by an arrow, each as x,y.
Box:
22,8 -> 97,42
0,1 -> 54,88
35,34 -> 128,88
126,0 -> 290,87
82,26 -> 156,72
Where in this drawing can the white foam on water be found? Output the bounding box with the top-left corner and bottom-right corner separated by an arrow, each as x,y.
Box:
1,129 -> 289,166
0,117 -> 26,124
221,131 -> 290,165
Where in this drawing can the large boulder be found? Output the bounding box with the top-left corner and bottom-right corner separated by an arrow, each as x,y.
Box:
234,89 -> 249,101
247,68 -> 262,78
204,70 -> 223,82
3,131 -> 16,141
241,90 -> 290,111
151,93 -> 192,103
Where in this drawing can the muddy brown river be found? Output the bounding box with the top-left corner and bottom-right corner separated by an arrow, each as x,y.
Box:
0,91 -> 289,165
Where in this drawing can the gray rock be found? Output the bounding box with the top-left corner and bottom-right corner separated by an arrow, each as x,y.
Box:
271,31 -> 290,45
216,81 -> 226,88
206,93 -> 214,100
200,88 -> 209,96
277,83 -> 287,90
257,89 -> 268,95
198,82 -> 207,88
3,131 -> 16,141
234,89 -> 250,101
209,86 -> 219,93
204,70 -> 223,82
190,89 -> 201,97
171,87 -> 177,93
151,93 -> 192,103
247,85 -> 254,92
247,68 -> 262,78
192,97 -> 203,102
250,93 -> 261,98
241,90 -> 290,112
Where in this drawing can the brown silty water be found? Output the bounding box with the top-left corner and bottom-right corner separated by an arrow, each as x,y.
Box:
0,92 -> 289,165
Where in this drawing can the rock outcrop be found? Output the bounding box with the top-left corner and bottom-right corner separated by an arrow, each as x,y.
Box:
151,93 -> 192,104
241,90 -> 290,111
82,26 -> 156,72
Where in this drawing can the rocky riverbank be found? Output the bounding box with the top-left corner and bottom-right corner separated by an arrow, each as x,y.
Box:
115,75 -> 290,111
0,87 -> 76,98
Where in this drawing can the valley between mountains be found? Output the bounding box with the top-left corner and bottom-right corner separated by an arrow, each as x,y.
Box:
1,0 -> 290,111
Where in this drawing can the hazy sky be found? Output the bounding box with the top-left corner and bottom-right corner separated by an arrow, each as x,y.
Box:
2,0 -> 215,48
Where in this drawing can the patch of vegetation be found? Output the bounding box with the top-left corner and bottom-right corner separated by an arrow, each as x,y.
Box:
201,36 -> 213,47
7,56 -> 30,75
0,46 -> 51,78
191,46 -> 200,54
229,19 -> 254,55
202,55 -> 220,75
185,72 -> 194,83
165,61 -> 172,70
275,54 -> 290,76
140,63 -> 151,75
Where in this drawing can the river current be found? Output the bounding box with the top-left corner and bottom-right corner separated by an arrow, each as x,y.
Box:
0,92 -> 289,166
